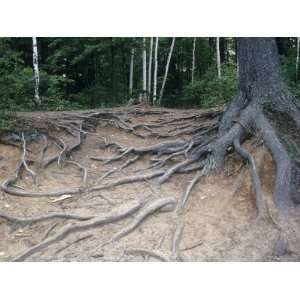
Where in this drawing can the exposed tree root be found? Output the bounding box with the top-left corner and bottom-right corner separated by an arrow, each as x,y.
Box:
0,101 -> 299,261
124,248 -> 169,262
11,199 -> 145,261
0,162 -> 82,197
233,138 -> 268,219
171,221 -> 184,261
178,168 -> 206,211
89,170 -> 165,192
65,160 -> 88,185
106,197 -> 176,245
0,211 -> 93,229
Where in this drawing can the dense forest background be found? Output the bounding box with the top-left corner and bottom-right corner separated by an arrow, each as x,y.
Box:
0,37 -> 299,111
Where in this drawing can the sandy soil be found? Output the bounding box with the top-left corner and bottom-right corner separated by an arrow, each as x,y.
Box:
0,107 -> 300,262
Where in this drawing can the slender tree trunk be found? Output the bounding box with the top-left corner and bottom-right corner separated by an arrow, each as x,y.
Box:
147,37 -> 153,102
32,37 -> 41,106
220,37 -> 227,63
142,38 -> 147,102
216,37 -> 221,79
153,37 -> 159,104
208,37 -> 214,66
191,37 -> 196,84
129,48 -> 135,98
111,38 -> 115,101
158,37 -> 176,105
296,37 -> 300,81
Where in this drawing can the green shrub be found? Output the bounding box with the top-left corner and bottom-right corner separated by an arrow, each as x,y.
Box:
181,63 -> 238,108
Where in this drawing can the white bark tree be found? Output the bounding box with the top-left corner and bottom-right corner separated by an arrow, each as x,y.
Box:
296,37 -> 300,81
191,37 -> 196,84
216,37 -> 221,79
147,37 -> 153,101
153,37 -> 159,104
32,37 -> 41,106
158,37 -> 175,105
129,47 -> 135,98
142,38 -> 147,102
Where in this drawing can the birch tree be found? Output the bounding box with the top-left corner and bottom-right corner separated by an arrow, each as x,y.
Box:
216,37 -> 221,79
153,37 -> 159,104
296,37 -> 300,81
158,37 -> 175,105
129,47 -> 135,98
191,37 -> 196,84
32,37 -> 41,106
147,37 -> 153,101
142,38 -> 147,102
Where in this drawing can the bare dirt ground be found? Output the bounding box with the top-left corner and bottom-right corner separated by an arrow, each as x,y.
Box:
1,106 -> 300,262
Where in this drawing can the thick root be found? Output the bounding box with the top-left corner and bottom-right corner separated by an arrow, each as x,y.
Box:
12,199 -> 145,261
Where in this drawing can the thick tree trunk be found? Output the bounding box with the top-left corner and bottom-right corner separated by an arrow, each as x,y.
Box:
32,37 -> 41,106
153,37 -> 159,104
219,37 -> 300,213
158,37 -> 175,105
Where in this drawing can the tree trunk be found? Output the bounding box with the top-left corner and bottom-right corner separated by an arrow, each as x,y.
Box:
32,37 -> 41,106
142,38 -> 147,102
296,37 -> 300,81
111,38 -> 115,101
158,37 -> 175,105
129,48 -> 135,99
147,37 -> 153,102
216,37 -> 221,79
153,37 -> 159,104
191,37 -> 196,84
219,37 -> 300,213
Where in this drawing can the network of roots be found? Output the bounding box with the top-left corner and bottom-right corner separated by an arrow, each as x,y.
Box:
0,105 -> 295,261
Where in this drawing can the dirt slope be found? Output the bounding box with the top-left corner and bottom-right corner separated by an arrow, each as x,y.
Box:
0,107 -> 300,262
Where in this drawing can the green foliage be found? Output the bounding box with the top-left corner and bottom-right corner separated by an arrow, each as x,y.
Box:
181,63 -> 238,108
0,37 -> 299,114
280,51 -> 300,101
0,111 -> 17,131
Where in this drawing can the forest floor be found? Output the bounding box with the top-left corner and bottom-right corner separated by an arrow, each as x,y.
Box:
1,106 -> 300,262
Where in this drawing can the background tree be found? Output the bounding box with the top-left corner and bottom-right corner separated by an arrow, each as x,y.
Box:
32,37 -> 41,106
142,38 -> 147,102
216,37 -> 221,78
153,37 -> 159,104
129,47 -> 135,99
191,37 -> 196,84
147,37 -> 153,102
296,37 -> 300,81
158,37 -> 176,105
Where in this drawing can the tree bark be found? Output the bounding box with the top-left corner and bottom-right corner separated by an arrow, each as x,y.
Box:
153,37 -> 159,104
142,38 -> 147,102
158,37 -> 175,105
296,37 -> 300,81
32,37 -> 41,106
147,37 -> 153,102
216,37 -> 221,79
219,37 -> 300,213
129,48 -> 135,98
